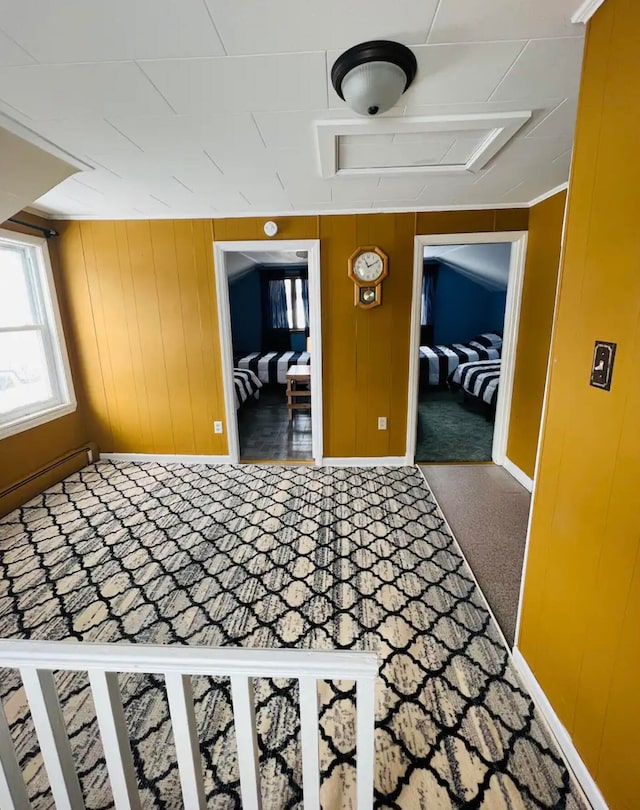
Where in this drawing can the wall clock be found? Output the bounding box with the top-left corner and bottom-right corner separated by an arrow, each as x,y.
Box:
347,246 -> 389,309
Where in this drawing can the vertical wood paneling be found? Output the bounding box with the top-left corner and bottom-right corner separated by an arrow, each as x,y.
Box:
213,216 -> 319,242
416,209 -> 497,235
387,213 -> 416,456
125,222 -> 175,453
194,219 -> 227,455
174,220 -> 213,454
149,221 -> 197,454
319,215 -> 358,457
50,208 -> 527,460
80,223 -> 122,446
55,220 -> 230,455
90,222 -> 143,452
507,191 -> 566,477
494,208 -> 529,232
354,215 -> 372,457
518,2 -> 640,807
113,222 -> 153,452
321,212 -> 416,458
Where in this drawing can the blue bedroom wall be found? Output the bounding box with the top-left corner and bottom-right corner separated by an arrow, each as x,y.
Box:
432,264 -> 507,344
229,268 -> 262,353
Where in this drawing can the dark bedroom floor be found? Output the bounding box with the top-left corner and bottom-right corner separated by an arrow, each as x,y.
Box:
416,388 -> 495,463
238,389 -> 312,461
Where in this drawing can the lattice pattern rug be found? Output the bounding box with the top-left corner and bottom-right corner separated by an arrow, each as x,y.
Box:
0,462 -> 586,809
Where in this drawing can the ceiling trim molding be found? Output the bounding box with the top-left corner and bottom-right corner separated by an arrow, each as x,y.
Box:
27,200 -> 531,221
0,112 -> 92,172
571,0 -> 606,24
26,183 -> 573,222
528,182 -> 569,207
23,205 -> 56,220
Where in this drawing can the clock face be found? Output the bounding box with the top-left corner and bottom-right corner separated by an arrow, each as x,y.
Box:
353,251 -> 384,283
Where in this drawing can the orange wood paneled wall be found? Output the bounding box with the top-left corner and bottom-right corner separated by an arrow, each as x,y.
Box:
0,213 -> 90,503
56,218 -> 227,455
45,208 -> 528,459
507,190 -> 566,478
213,209 -> 527,457
518,1 -> 640,807
319,214 -> 415,457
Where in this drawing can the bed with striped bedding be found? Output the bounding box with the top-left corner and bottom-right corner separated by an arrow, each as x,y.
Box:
236,350 -> 310,385
419,334 -> 502,387
234,368 -> 262,409
449,359 -> 501,409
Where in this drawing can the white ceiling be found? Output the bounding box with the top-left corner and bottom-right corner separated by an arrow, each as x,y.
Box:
240,250 -> 308,266
425,243 -> 512,290
0,0 -> 585,220
227,249 -> 308,281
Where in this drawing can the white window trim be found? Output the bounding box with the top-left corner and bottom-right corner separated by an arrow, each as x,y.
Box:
0,228 -> 77,441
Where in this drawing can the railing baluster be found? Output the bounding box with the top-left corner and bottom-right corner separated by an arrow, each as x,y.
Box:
164,673 -> 207,810
230,675 -> 262,810
299,677 -> 320,810
356,676 -> 376,810
88,670 -> 141,810
20,668 -> 85,810
0,643 -> 376,810
0,698 -> 31,810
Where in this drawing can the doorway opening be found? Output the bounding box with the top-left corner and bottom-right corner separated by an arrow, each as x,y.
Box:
416,241 -> 511,462
214,240 -> 323,465
406,231 -> 528,466
408,230 -> 531,645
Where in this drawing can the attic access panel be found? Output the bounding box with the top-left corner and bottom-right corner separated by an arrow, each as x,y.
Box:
316,112 -> 531,178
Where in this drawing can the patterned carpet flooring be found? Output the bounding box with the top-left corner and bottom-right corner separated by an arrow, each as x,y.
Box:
0,461 -> 587,809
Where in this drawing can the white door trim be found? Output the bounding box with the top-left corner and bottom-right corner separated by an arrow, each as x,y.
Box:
406,230 -> 528,465
213,239 -> 323,465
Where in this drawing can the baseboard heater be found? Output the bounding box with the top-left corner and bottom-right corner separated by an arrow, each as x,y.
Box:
0,443 -> 98,517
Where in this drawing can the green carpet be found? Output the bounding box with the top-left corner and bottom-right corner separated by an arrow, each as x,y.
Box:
416,389 -> 495,462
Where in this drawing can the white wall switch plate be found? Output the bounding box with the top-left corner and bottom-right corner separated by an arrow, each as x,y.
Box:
377,416 -> 387,430
214,421 -> 224,434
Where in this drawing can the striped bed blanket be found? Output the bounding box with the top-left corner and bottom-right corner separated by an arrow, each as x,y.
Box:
236,350 -> 310,385
450,359 -> 501,408
419,337 -> 501,387
234,368 -> 262,409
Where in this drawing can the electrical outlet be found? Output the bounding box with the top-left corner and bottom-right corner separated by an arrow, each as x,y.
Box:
214,421 -> 224,434
377,416 -> 387,430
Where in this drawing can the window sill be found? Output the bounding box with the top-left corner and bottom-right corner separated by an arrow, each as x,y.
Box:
0,401 -> 78,441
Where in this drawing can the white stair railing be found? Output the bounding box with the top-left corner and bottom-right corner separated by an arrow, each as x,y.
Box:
0,640 -> 377,810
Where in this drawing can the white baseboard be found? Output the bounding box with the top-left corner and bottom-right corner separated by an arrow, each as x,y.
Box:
512,647 -> 608,810
321,456 -> 411,467
100,453 -> 234,465
503,457 -> 534,491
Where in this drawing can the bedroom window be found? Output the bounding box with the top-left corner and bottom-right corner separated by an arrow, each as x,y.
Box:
0,229 -> 76,440
284,277 -> 307,330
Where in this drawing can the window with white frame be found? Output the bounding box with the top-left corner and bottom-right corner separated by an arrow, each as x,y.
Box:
284,277 -> 307,330
0,229 -> 76,439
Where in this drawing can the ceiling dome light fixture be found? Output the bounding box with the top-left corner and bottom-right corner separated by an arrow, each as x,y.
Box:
331,40 -> 417,116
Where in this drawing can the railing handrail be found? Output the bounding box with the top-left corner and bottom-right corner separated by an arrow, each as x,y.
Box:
0,639 -> 378,679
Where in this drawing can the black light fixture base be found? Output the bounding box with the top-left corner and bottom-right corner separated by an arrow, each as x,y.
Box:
331,40 -> 418,101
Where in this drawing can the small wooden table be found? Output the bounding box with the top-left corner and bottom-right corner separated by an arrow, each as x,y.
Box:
286,364 -> 311,421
